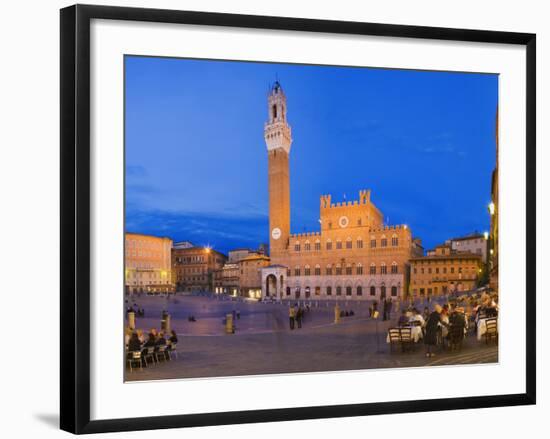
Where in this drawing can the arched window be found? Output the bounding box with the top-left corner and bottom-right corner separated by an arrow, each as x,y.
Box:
336,286 -> 342,295
346,237 -> 352,249
336,264 -> 343,275
304,241 -> 311,251
356,263 -> 363,275
346,264 -> 352,275
336,239 -> 342,249
326,264 -> 333,275
381,263 -> 387,274
357,237 -> 363,249
391,262 -> 398,274
370,263 -> 376,275
286,287 -> 291,296
391,286 -> 398,296
294,241 -> 301,252
381,235 -> 388,247
357,286 -> 363,296
326,239 -> 332,250
315,240 -> 321,251
304,265 -> 311,276
314,264 -> 321,276
346,286 -> 352,296
294,266 -> 301,276
370,236 -> 377,248
370,286 -> 376,296
326,286 -> 332,295
391,234 -> 398,246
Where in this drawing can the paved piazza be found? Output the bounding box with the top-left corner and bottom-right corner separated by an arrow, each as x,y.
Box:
125,294 -> 498,381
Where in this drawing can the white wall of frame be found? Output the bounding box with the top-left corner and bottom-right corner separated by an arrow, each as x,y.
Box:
0,1 -> 547,438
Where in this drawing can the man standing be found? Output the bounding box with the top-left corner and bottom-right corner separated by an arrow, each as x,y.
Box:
289,304 -> 296,330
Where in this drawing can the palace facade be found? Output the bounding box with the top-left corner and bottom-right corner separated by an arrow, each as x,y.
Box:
260,82 -> 422,301
125,233 -> 173,294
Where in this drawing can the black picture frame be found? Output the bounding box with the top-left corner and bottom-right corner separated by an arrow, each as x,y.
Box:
60,4 -> 536,434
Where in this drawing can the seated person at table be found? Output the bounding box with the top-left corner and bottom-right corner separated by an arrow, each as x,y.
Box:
143,332 -> 156,347
127,332 -> 142,352
398,310 -> 409,326
155,332 -> 167,346
169,330 -> 178,344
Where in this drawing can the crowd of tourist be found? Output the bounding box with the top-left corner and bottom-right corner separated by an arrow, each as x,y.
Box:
391,291 -> 499,357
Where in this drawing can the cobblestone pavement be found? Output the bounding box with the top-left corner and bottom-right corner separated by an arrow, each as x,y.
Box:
125,294 -> 498,382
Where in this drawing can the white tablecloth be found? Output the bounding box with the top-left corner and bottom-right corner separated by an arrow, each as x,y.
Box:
386,326 -> 423,343
477,317 -> 498,341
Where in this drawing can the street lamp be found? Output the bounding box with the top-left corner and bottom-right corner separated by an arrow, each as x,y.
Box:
488,202 -> 495,216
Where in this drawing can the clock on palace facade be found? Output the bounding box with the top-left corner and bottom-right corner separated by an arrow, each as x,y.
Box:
338,216 -> 349,228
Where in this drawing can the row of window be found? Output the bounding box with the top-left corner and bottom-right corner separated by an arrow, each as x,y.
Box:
288,262 -> 399,277
413,266 -> 477,275
285,285 -> 399,297
294,236 -> 399,252
174,255 -> 207,264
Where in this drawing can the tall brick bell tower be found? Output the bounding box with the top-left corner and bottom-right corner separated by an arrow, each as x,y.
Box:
264,81 -> 292,260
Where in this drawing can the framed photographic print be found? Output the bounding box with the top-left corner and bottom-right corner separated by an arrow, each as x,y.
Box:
60,4 -> 536,434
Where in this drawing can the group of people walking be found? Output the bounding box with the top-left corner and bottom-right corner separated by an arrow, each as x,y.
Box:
288,303 -> 308,330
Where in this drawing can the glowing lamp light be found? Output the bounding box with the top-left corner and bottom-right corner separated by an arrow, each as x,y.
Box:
488,202 -> 495,216
484,231 -> 489,240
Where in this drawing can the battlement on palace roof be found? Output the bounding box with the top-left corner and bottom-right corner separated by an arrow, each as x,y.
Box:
289,231 -> 322,240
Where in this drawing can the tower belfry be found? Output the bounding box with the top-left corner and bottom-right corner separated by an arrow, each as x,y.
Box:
265,81 -> 292,257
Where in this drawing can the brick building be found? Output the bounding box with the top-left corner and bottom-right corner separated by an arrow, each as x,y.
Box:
410,244 -> 482,297
172,246 -> 227,292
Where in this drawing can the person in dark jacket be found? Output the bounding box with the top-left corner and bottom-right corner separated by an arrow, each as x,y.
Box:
155,332 -> 167,346
169,330 -> 178,344
424,304 -> 446,357
128,332 -> 142,352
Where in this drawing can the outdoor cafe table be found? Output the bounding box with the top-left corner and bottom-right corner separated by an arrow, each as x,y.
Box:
477,317 -> 498,341
386,325 -> 423,343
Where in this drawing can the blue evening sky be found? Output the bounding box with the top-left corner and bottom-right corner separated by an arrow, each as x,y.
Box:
125,56 -> 498,255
